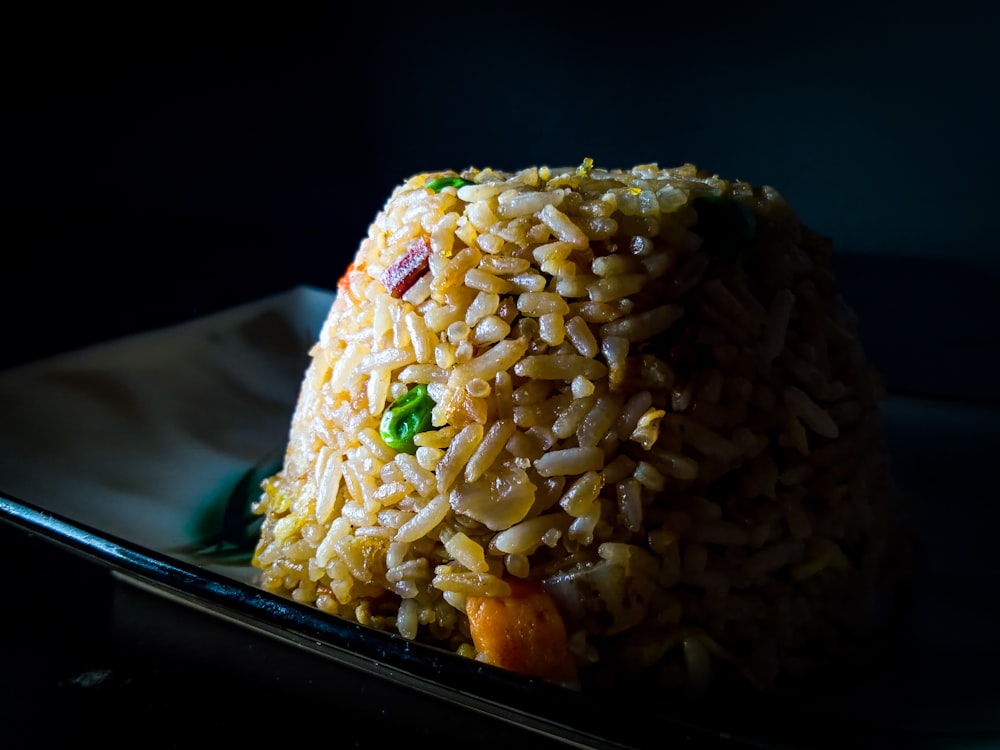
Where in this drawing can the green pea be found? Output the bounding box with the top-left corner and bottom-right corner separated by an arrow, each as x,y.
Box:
379,384 -> 437,454
691,195 -> 757,261
425,176 -> 475,193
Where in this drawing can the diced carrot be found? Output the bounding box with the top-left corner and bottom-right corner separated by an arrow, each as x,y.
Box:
466,578 -> 578,684
335,261 -> 365,309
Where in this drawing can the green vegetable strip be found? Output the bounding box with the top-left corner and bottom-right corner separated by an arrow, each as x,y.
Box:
380,384 -> 437,454
425,176 -> 475,193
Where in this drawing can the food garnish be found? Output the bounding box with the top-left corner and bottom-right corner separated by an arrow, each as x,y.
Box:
379,383 -> 437,454
425,176 -> 475,193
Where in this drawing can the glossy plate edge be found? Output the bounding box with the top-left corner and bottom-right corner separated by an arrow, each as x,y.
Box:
1,490 -> 741,750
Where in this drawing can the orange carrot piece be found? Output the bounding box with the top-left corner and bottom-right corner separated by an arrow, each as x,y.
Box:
466,579 -> 578,684
335,261 -> 365,309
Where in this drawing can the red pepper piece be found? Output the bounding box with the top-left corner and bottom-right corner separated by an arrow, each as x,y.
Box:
380,236 -> 432,298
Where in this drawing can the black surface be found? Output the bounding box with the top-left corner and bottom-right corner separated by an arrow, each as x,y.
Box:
0,524 -> 574,748
5,2 -> 1000,375
2,3 -> 999,748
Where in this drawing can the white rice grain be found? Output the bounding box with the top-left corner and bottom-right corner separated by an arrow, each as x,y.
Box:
515,354 -> 608,381
784,385 -> 840,439
436,423 -> 485,494
534,447 -> 605,477
492,513 -> 571,554
395,494 -> 450,543
539,202 -> 589,247
465,419 -> 517,482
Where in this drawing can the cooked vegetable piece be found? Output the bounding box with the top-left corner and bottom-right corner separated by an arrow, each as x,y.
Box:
379,383 -> 436,454
425,175 -> 474,192
691,194 -> 757,260
379,236 -> 432,298
466,578 -> 579,684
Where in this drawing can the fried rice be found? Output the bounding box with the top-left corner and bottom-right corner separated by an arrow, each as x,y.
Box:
251,159 -> 909,696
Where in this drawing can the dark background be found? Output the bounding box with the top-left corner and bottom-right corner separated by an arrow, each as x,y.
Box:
4,2 -> 999,371
2,2 -> 999,747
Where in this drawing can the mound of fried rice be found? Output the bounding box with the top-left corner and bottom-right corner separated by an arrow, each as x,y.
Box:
252,160 -> 909,696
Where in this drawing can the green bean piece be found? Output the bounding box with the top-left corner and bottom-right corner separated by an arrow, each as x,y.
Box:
691,195 -> 757,261
380,384 -> 437,454
425,176 -> 475,193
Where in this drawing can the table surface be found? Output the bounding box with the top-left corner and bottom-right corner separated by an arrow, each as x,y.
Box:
0,523 -> 588,748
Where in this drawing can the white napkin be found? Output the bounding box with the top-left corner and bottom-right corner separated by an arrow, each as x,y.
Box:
0,285 -> 333,581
